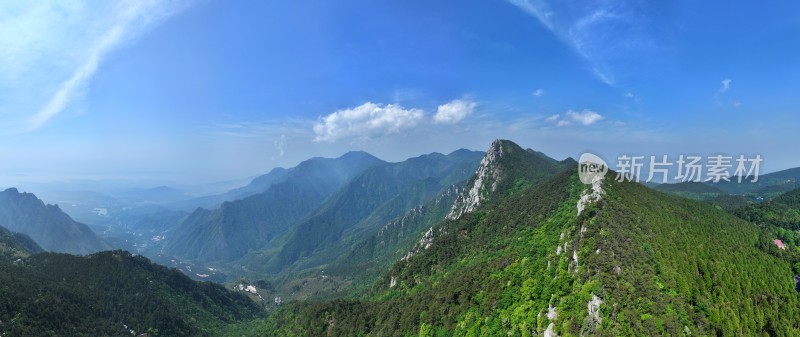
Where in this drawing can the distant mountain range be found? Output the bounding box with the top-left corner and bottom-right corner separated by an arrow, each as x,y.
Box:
168,167 -> 291,211
0,189 -> 262,335
235,140 -> 800,336
245,149 -> 485,275
654,167 -> 800,202
164,151 -> 384,262
712,167 -> 800,195
0,188 -> 108,254
3,140 -> 799,336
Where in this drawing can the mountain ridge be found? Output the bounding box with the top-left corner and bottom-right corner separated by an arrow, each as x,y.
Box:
164,151 -> 385,263
239,139 -> 800,336
244,149 -> 486,276
447,139 -> 569,220
0,250 -> 262,336
0,188 -> 109,254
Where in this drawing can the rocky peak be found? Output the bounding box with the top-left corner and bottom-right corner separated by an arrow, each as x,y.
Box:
446,139 -> 512,220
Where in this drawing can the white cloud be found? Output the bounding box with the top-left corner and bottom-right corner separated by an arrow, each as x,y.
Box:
532,89 -> 545,97
719,78 -> 731,93
624,92 -> 634,98
0,1 -> 190,132
567,109 -> 604,125
433,99 -> 477,124
314,102 -> 424,142
546,109 -> 604,127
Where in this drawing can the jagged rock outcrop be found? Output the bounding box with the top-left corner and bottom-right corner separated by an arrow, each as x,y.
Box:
446,139 -> 569,220
447,140 -> 512,220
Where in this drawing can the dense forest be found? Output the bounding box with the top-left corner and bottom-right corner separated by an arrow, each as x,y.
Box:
0,225 -> 42,261
2,141 -> 800,336
730,187 -> 800,229
729,187 -> 800,278
0,250 -> 261,336
226,165 -> 800,336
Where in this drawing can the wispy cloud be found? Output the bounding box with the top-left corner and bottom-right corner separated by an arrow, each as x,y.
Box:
507,0 -> 657,85
204,118 -> 309,140
532,88 -> 545,97
0,1 -> 190,132
26,26 -> 124,131
313,102 -> 424,142
273,134 -> 287,160
433,99 -> 477,124
719,78 -> 732,93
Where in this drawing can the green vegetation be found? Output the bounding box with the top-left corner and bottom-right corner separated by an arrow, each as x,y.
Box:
653,182 -> 725,201
238,150 -> 484,278
239,163 -> 800,336
774,187 -> 800,208
729,187 -> 800,276
0,225 -> 42,261
710,167 -> 800,197
732,200 -> 800,231
605,180 -> 799,336
475,140 -> 566,196
0,250 -> 261,336
4,140 -> 800,336
656,168 -> 800,205
708,194 -> 750,212
258,140 -> 570,300
327,183 -> 465,296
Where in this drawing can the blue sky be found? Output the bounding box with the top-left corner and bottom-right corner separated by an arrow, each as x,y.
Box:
1,0 -> 799,186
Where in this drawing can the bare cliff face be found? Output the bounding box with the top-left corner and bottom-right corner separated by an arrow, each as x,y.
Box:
447,139 -> 509,220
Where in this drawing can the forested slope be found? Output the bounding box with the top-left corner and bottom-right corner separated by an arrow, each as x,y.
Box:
0,251 -> 262,336
243,164 -> 800,336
